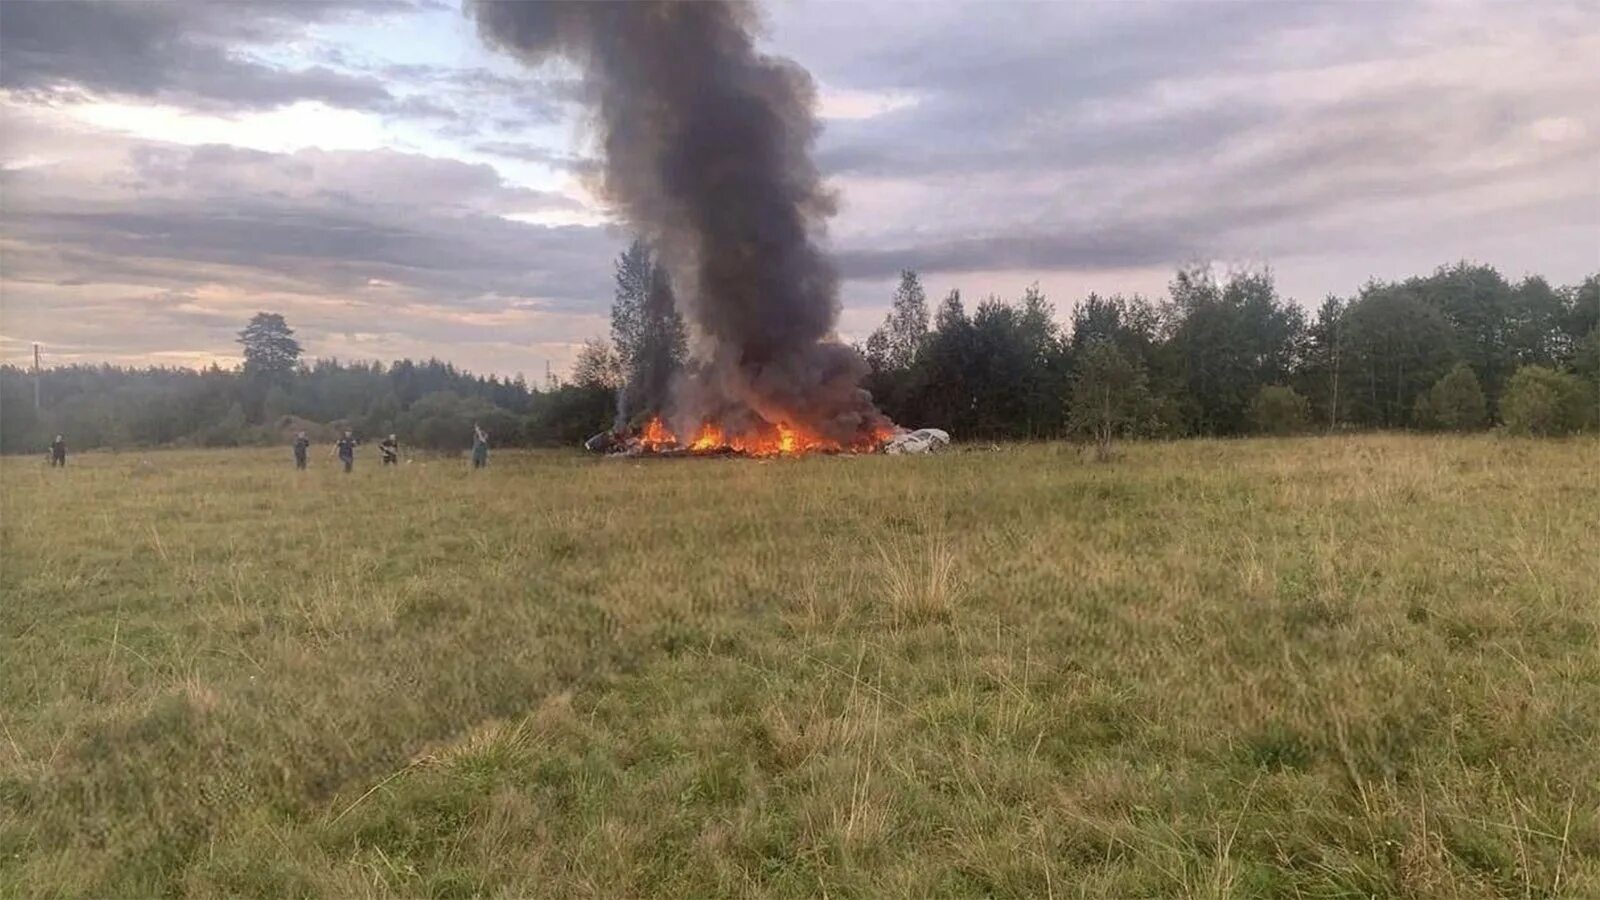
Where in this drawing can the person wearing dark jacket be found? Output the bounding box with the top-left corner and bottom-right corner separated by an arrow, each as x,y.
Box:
380,434 -> 399,466
293,432 -> 310,470
335,432 -> 356,473
49,435 -> 66,467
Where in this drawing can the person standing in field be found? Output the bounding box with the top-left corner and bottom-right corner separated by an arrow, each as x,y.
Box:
49,434 -> 66,467
380,434 -> 399,466
471,424 -> 489,470
293,431 -> 310,470
335,431 -> 356,473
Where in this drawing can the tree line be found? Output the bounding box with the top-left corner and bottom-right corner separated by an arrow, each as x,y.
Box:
3,256 -> 1595,456
851,262 -> 1597,444
0,312 -> 608,454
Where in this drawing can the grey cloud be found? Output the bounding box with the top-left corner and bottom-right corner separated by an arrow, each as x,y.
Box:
119,142 -> 580,215
839,0 -> 1496,172
779,2 -> 1354,106
11,205 -> 612,304
837,226 -> 1194,280
0,0 -> 585,134
376,65 -> 580,128
833,128 -> 1593,283
2,125 -> 620,311
386,94 -> 463,122
0,0 -> 412,111
817,101 -> 1268,180
790,1 -> 1600,282
381,64 -> 581,100
472,142 -> 599,175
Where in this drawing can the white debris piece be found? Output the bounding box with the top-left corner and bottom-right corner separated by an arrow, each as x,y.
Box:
883,428 -> 951,455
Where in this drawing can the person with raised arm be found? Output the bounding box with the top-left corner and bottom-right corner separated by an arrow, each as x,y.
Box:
470,424 -> 489,470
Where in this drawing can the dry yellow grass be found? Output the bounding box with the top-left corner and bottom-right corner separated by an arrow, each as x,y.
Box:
1,435 -> 1597,896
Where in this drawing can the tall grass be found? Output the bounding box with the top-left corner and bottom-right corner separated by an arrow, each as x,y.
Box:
1,435 -> 1597,896
878,530 -> 961,628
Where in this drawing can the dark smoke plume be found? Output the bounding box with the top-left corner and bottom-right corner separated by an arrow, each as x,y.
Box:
471,0 -> 891,442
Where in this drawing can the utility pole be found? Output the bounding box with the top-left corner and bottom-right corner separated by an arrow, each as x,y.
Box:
33,343 -> 41,412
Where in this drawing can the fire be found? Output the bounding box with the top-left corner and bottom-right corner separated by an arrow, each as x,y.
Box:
689,423 -> 726,451
630,416 -> 894,456
640,417 -> 677,451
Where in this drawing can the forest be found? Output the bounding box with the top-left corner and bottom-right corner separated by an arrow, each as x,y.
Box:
857,262 -> 1597,441
3,249 -> 1595,455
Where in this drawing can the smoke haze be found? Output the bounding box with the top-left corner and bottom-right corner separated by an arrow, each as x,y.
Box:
471,0 -> 890,442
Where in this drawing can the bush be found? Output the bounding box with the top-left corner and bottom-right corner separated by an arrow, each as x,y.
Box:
1417,364 -> 1487,431
397,390 -> 521,451
1501,366 -> 1590,435
198,403 -> 249,447
527,384 -> 616,447
1248,385 -> 1309,435
1066,341 -> 1152,461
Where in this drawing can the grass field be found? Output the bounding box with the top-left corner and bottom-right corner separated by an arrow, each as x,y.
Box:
2,436 -> 1597,897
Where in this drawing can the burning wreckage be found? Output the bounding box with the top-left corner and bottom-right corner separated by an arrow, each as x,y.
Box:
473,1 -> 943,457
584,420 -> 950,457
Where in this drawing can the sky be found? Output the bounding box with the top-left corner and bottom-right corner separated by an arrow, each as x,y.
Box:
2,0 -> 1596,379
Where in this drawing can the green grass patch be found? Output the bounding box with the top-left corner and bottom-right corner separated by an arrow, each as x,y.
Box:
2,435 -> 1597,896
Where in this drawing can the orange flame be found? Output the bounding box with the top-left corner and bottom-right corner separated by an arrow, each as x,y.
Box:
689,423 -> 726,451
632,416 -> 894,456
639,417 -> 677,451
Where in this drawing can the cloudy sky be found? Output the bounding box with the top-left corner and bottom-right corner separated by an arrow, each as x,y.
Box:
2,0 -> 1596,378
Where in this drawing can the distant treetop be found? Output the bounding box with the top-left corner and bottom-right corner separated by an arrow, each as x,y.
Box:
238,312 -> 303,377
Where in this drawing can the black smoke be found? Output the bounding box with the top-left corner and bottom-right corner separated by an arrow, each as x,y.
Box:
471,0 -> 891,442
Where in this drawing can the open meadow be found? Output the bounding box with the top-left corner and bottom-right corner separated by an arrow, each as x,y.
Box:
2,436 -> 1597,898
